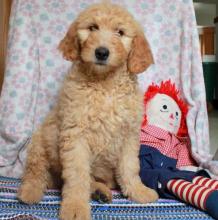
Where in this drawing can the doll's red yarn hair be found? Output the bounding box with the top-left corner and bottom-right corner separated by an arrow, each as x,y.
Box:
142,80 -> 189,137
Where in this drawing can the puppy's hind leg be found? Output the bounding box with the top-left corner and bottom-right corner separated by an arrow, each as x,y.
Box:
18,130 -> 50,204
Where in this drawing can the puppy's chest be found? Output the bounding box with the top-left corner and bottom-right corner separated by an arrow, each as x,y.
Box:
67,83 -> 143,154
85,89 -> 134,131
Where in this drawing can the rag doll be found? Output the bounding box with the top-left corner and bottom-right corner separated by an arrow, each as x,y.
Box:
139,80 -> 218,219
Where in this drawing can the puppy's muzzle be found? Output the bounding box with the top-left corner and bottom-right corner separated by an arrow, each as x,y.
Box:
95,47 -> 110,64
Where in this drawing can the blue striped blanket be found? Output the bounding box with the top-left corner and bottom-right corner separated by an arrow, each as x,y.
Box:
0,176 -> 213,220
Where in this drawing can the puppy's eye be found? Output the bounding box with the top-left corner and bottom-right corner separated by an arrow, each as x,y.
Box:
117,29 -> 125,37
88,24 -> 99,31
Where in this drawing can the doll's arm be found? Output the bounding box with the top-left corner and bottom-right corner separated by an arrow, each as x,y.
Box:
176,141 -> 197,169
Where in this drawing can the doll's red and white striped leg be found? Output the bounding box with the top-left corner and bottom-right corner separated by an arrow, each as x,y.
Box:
167,179 -> 213,210
193,176 -> 218,190
167,179 -> 218,219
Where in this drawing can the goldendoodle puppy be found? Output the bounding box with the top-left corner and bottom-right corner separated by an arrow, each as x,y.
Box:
18,3 -> 158,220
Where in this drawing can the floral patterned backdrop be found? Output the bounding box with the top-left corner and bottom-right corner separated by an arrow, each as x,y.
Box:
0,0 -> 214,177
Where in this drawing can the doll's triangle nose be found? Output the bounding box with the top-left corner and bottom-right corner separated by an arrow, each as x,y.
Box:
170,113 -> 174,119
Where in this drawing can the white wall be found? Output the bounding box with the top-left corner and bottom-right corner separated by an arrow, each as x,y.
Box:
193,1 -> 217,61
193,0 -> 217,6
194,3 -> 216,26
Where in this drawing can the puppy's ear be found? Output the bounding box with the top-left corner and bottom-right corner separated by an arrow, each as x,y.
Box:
58,22 -> 80,61
127,34 -> 154,74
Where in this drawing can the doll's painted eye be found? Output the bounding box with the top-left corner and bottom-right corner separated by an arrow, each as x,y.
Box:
176,112 -> 178,116
163,105 -> 168,110
160,104 -> 168,112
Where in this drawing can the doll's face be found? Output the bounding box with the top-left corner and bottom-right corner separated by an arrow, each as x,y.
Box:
146,93 -> 181,134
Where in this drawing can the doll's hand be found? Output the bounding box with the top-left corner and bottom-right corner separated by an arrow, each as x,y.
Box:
179,165 -> 198,172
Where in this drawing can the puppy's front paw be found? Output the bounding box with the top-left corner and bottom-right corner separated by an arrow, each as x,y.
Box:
128,183 -> 159,203
60,200 -> 91,220
18,182 -> 44,204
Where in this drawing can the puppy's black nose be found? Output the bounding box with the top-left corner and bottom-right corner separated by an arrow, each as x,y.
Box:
95,47 -> 110,61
